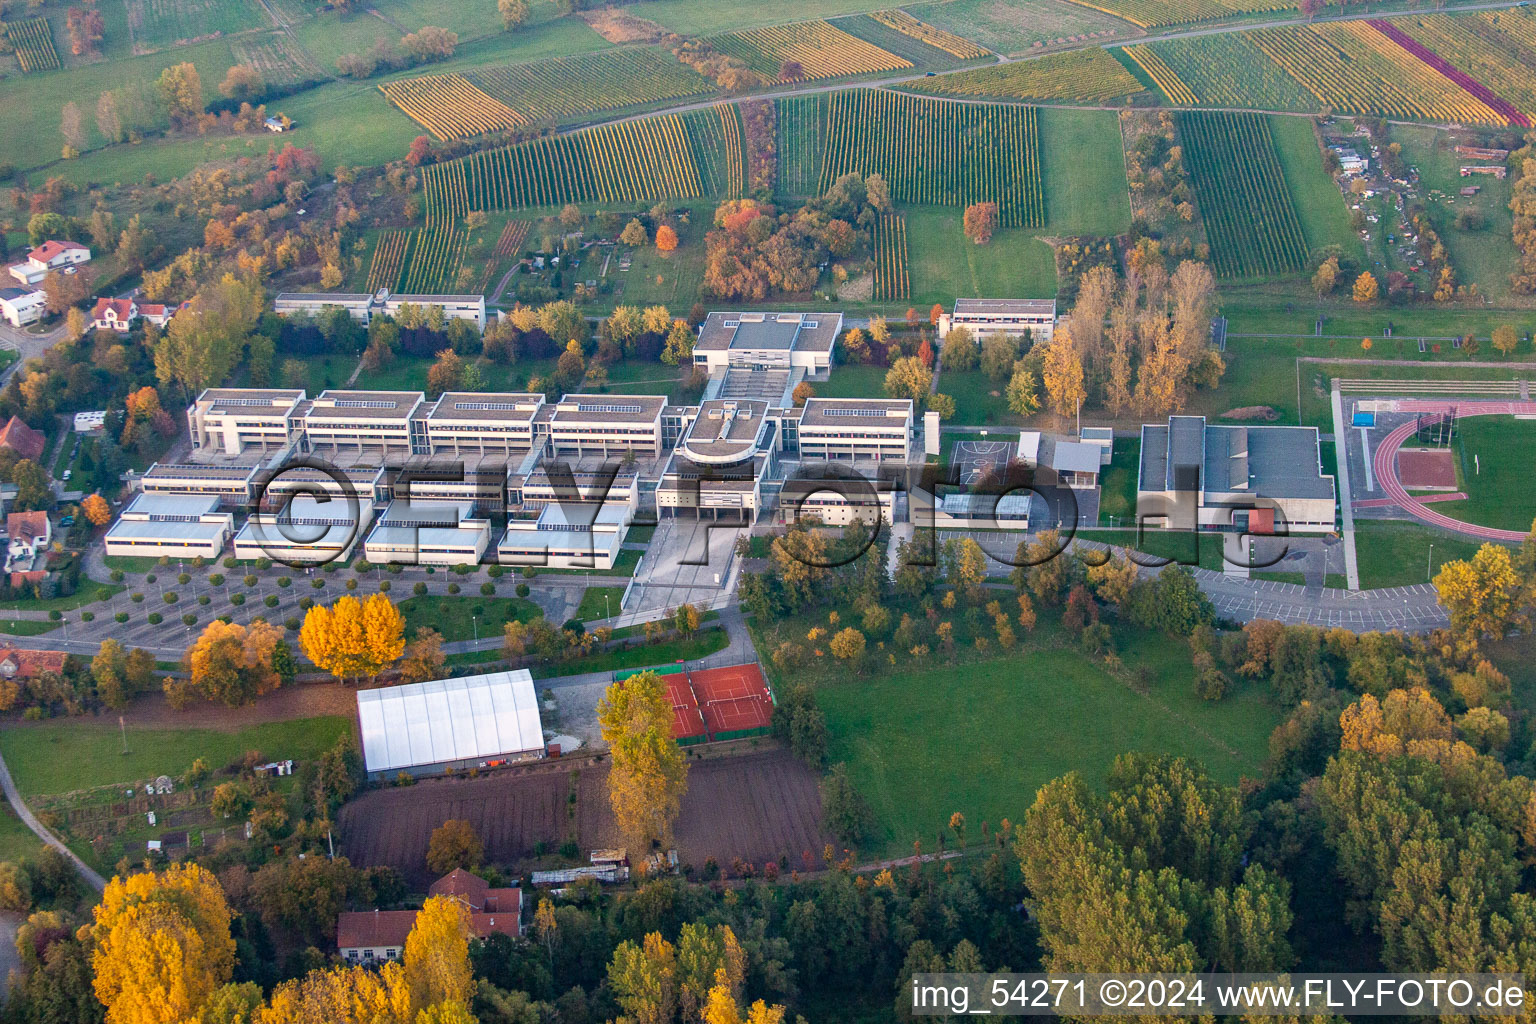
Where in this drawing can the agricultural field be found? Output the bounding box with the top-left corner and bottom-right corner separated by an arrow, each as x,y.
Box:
1139,33 -> 1314,110
1178,111 -> 1310,278
869,9 -> 989,57
382,48 -> 713,140
1267,114 -> 1362,264
872,212 -> 912,301
818,90 -> 1045,227
366,230 -> 411,292
1058,0 -> 1292,30
6,17 -> 60,72
398,223 -> 469,294
683,104 -> 740,197
828,13 -> 979,69
775,94 -> 825,197
1249,23 -> 1508,125
493,219 -> 530,258
1123,45 -> 1197,104
378,74 -> 526,141
905,46 -> 1143,102
1393,13 -> 1536,120
423,113 -> 704,218
909,0 -> 1131,55
230,33 -> 324,88
708,20 -> 911,82
338,750 -> 826,883
123,0 -> 270,54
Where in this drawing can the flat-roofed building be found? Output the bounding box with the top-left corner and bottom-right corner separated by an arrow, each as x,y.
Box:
657,400 -> 776,522
780,473 -> 896,527
299,390 -> 425,455
186,389 -> 305,456
423,392 -> 544,455
797,398 -> 913,462
1137,416 -> 1337,533
692,312 -> 841,379
234,493 -> 374,565
392,455 -> 512,515
141,462 -> 261,505
260,465 -> 389,508
510,466 -> 639,512
545,394 -> 666,457
274,290 -> 487,330
498,500 -> 632,570
938,298 -> 1056,344
104,494 -> 234,559
911,490 -> 1032,530
364,499 -> 491,566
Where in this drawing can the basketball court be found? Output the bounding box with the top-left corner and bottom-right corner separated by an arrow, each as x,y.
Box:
951,438 -> 1016,485
1396,449 -> 1458,490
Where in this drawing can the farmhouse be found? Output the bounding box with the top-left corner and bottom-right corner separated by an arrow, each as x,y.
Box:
355,670 -> 545,780
103,493 -> 234,560
1137,415 -> 1337,533
337,869 -> 521,962
691,311 -> 842,379
937,298 -> 1056,344
0,287 -> 45,328
9,240 -> 90,287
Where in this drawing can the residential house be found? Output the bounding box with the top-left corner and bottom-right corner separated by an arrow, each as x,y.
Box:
9,240 -> 90,287
90,297 -> 138,333
4,511 -> 50,574
0,647 -> 67,680
0,287 -> 46,328
337,869 -> 521,963
0,417 -> 46,462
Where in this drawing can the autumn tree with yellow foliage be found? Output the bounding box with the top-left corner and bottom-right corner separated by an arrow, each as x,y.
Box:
299,593 -> 406,683
91,864 -> 236,1024
597,670 -> 689,853
186,619 -> 287,706
1432,543 -> 1526,647
404,896 -> 475,1013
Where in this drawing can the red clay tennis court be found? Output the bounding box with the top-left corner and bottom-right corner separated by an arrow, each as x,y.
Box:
1397,449 -> 1458,490
691,663 -> 774,736
662,672 -> 708,742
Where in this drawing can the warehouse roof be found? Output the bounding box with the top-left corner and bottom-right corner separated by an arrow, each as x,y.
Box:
356,671 -> 544,774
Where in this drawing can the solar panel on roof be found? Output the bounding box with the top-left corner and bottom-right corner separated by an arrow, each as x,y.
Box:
575,403 -> 643,414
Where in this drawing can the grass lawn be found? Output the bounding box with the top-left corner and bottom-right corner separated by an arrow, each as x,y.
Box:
911,0 -> 1133,54
0,801 -> 45,864
0,620 -> 62,637
0,716 -> 352,798
399,595 -> 542,642
1040,106 -> 1131,236
1349,522 -> 1490,589
1099,436 -> 1140,524
0,583 -> 125,614
1440,416 -> 1536,533
809,365 -> 887,399
815,626 -> 1282,852
575,586 -> 625,621
1268,114 -> 1364,268
530,627 -> 729,679
940,369 -> 1011,425
632,0 -> 895,34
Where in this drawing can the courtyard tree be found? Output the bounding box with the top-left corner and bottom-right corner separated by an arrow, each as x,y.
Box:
81,493 -> 111,526
1006,366 -> 1040,417
883,356 -> 932,405
597,670 -> 689,852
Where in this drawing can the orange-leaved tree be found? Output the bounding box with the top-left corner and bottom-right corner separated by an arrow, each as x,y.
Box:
91,863 -> 235,1024
81,493 -> 111,526
300,592 -> 406,683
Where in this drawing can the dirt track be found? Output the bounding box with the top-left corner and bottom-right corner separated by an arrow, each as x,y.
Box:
337,748 -> 826,884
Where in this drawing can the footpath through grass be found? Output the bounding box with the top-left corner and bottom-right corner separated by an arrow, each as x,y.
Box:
0,717 -> 352,798
814,625 -> 1281,853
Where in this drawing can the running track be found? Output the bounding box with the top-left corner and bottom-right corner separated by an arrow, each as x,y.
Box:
1372,400 -> 1536,543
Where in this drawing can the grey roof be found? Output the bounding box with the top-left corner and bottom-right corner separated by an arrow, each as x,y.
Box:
105,518 -> 229,543
144,462 -> 261,482
799,397 -> 912,428
551,394 -> 667,424
306,391 -> 423,420
274,291 -> 373,303
680,400 -> 769,460
695,312 -> 841,353
1080,427 -> 1115,442
953,298 -> 1056,316
1138,417 -> 1334,501
389,294 -> 484,304
121,492 -> 223,519
1047,440 -> 1102,475
427,393 -> 543,422
0,288 -> 36,301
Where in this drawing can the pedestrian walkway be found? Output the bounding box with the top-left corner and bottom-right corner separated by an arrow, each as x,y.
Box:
0,749 -> 106,892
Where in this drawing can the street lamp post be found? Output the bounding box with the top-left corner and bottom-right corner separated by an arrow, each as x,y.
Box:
1427,543 -> 1434,582
472,616 -> 478,644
